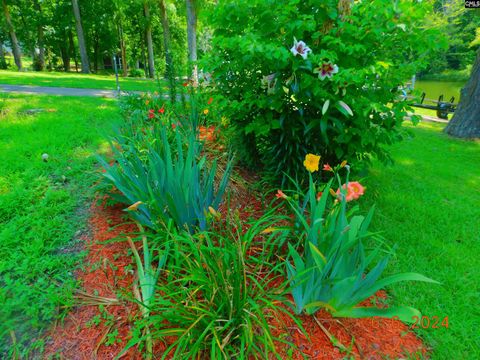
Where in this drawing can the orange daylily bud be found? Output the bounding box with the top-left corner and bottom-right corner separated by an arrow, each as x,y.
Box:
127,201 -> 143,211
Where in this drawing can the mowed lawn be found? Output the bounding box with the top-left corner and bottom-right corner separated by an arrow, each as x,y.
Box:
0,93 -> 121,356
362,121 -> 480,358
0,70 -> 166,92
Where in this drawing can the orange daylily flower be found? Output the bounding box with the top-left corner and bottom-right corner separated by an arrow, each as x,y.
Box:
275,190 -> 288,199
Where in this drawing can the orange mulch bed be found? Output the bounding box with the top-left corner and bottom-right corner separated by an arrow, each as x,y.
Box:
44,195 -> 427,359
44,200 -> 140,360
271,294 -> 426,359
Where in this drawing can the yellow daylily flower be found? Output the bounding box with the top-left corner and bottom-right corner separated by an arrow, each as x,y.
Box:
303,153 -> 321,173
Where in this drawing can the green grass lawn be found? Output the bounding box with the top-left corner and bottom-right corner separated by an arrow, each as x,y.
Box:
0,69 -> 166,92
362,122 -> 480,358
0,93 -> 121,356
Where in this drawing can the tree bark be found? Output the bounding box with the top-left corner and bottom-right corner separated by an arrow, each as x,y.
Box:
33,0 -> 45,70
59,38 -> 70,72
186,0 -> 198,85
0,40 -> 5,62
93,31 -> 99,72
118,21 -> 128,77
71,0 -> 90,73
69,29 -> 79,72
141,33 -> 148,77
2,0 -> 22,71
144,2 -> 155,78
159,0 -> 176,103
159,0 -> 173,78
0,39 -> 6,69
444,49 -> 480,138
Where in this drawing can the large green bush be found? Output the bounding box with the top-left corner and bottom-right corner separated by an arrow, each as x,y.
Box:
205,0 -> 444,182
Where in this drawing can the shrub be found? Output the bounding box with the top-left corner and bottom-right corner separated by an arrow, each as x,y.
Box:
128,68 -> 145,78
282,161 -> 438,322
205,0 -> 444,182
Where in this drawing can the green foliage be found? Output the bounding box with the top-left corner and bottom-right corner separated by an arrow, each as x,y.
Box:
126,224 -> 169,356
99,118 -> 231,233
128,68 -> 145,78
0,94 -> 121,357
284,172 -> 438,321
205,0 -> 443,182
132,217 -> 291,359
424,2 -> 480,73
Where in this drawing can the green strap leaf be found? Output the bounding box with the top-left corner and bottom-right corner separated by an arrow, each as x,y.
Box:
333,305 -> 421,324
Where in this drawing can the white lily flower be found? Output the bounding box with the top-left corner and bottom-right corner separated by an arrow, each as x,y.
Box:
314,61 -> 339,80
290,38 -> 312,60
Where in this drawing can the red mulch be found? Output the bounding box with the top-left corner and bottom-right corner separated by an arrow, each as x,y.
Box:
44,193 -> 427,359
44,199 -> 140,360
270,293 -> 426,359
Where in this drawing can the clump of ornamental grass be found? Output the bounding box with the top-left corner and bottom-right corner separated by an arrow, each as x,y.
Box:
122,212 -> 296,360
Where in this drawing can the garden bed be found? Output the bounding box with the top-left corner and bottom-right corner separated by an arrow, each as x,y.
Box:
45,194 -> 426,359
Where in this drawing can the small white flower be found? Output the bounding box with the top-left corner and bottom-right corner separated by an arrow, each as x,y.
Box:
314,61 -> 339,80
290,38 -> 312,60
41,153 -> 49,162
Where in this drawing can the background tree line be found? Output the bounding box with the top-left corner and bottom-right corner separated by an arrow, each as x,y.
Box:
422,1 -> 480,77
0,0 -> 215,80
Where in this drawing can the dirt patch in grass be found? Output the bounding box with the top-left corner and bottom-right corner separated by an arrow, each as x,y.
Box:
44,194 -> 426,359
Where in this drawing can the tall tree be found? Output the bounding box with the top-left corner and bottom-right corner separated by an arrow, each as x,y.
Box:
144,1 -> 155,78
33,0 -> 45,70
2,0 -> 22,71
71,0 -> 90,73
159,0 -> 173,78
444,49 -> 480,138
113,0 -> 128,76
118,21 -> 128,76
0,38 -> 6,69
69,29 -> 79,72
186,0 -> 198,84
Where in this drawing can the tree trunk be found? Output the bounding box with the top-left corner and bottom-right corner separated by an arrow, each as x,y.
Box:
144,2 -> 155,78
0,39 -> 7,69
69,29 -> 79,72
93,31 -> 99,73
186,0 -> 198,85
159,0 -> 176,102
444,49 -> 480,138
0,40 -> 5,62
60,42 -> 70,72
159,0 -> 173,78
33,0 -> 45,70
2,0 -> 22,71
71,0 -> 90,73
141,34 -> 148,78
118,22 -> 128,77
